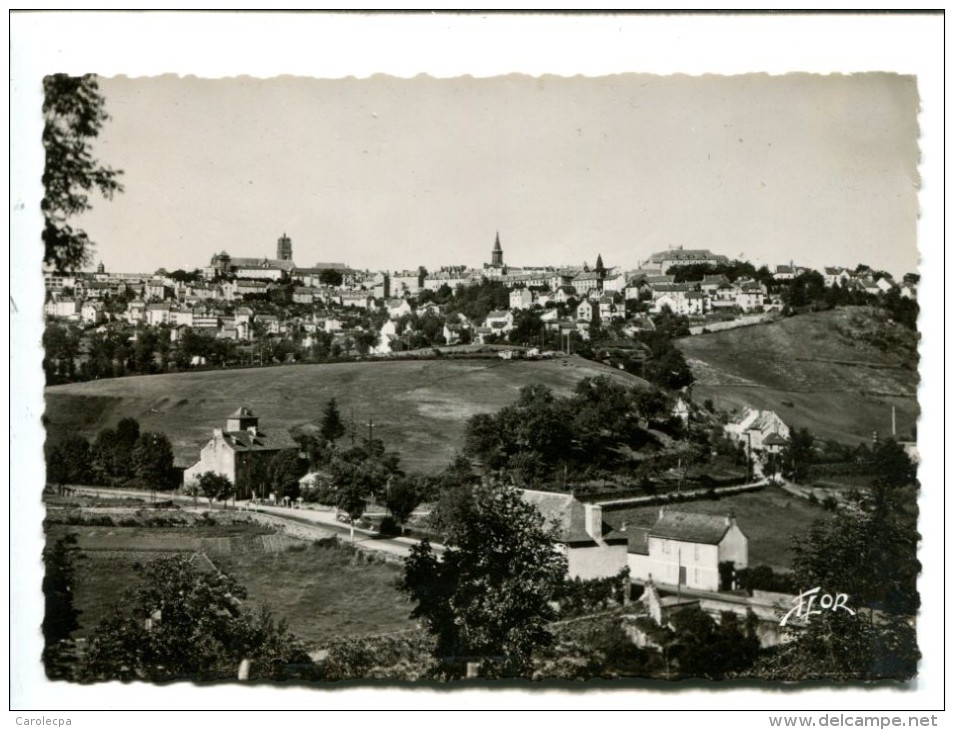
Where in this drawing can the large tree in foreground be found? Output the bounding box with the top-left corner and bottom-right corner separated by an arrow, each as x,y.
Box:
401,482 -> 568,678
43,74 -> 123,272
81,556 -> 312,682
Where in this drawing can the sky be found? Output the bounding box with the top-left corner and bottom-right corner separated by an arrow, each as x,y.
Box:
75,72 -> 921,278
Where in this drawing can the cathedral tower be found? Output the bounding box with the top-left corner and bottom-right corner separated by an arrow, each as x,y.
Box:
276,232 -> 293,261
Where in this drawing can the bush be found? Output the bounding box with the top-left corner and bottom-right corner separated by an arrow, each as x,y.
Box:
556,568 -> 631,619
378,516 -> 401,537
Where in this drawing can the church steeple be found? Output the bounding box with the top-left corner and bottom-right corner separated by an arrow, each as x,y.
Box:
595,253 -> 606,278
491,231 -> 504,267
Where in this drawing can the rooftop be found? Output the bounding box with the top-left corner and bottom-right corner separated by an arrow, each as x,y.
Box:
650,510 -> 742,545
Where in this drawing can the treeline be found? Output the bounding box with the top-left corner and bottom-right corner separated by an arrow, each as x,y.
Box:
462,376 -> 696,487
46,417 -> 177,489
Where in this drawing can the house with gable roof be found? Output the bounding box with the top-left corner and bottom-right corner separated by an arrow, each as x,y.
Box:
183,407 -> 285,497
626,508 -> 749,592
724,407 -> 790,450
521,489 -> 629,581
484,310 -> 515,334
386,298 -> 413,320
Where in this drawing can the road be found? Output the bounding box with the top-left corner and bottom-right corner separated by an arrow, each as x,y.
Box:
65,485 -> 445,560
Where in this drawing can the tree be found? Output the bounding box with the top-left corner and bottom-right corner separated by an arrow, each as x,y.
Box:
113,417 -> 141,479
782,427 -> 814,483
385,478 -> 420,530
668,606 -> 760,679
353,330 -> 379,356
197,471 -> 234,508
791,486 -> 919,616
47,435 -> 92,486
401,482 -> 568,678
42,533 -> 83,678
336,478 -> 367,542
132,432 -> 176,490
320,398 -> 346,444
870,438 -> 918,488
90,427 -> 120,484
750,608 -> 919,681
746,479 -> 921,676
318,269 -> 343,286
268,449 -> 307,502
236,458 -> 269,501
42,74 -> 123,272
80,555 -> 312,682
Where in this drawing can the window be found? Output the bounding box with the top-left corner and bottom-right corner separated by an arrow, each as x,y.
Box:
694,544 -> 700,561
662,540 -> 670,555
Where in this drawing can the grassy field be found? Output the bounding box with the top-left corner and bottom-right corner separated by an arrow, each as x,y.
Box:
48,520 -> 415,647
601,484 -> 835,570
676,308 -> 919,445
215,540 -> 416,648
44,355 -> 644,474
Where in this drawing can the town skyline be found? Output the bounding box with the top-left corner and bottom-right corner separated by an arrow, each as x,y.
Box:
72,73 -> 920,280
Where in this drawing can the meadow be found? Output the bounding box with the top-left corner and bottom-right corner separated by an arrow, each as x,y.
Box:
44,355 -> 641,474
676,308 -> 919,446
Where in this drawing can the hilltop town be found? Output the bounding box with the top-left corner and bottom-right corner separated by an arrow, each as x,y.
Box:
42,231 -> 918,383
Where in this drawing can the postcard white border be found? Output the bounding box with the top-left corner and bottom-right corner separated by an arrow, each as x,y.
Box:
8,11 -> 945,719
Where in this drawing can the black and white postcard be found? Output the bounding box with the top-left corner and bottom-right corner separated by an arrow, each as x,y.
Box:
10,10 -> 944,722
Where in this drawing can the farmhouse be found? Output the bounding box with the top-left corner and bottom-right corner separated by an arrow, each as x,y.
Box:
183,407 -> 283,495
521,489 -> 629,581
725,407 -> 790,450
627,509 -> 749,592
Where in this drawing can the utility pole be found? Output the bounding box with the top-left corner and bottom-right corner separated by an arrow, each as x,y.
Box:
746,431 -> 753,481
367,417 -> 374,444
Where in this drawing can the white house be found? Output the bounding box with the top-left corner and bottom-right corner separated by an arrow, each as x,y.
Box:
685,291 -> 708,315
509,288 -> 534,311
576,300 -> 594,322
484,310 -> 514,334
724,407 -> 790,450
627,509 -> 749,592
598,294 -> 622,321
823,267 -> 851,288
386,298 -> 413,320
81,301 -> 105,325
521,489 -> 629,581
44,298 -> 80,320
145,302 -> 171,326
774,264 -> 796,281
736,283 -> 766,312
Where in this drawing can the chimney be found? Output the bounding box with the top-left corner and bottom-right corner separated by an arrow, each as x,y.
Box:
584,503 -> 603,541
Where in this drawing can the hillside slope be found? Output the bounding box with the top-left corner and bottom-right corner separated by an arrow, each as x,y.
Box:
45,356 -> 646,474
676,307 -> 919,445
